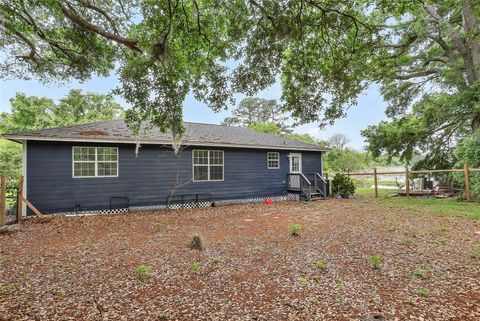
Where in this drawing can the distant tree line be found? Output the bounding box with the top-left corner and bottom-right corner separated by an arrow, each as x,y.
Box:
226,97 -> 402,174
0,90 -> 123,177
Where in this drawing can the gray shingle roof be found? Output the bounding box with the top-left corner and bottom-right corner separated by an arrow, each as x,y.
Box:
3,120 -> 328,152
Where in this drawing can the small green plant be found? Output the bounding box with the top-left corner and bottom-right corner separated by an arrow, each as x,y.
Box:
366,254 -> 383,269
188,234 -> 204,251
399,237 -> 414,246
288,224 -> 302,236
388,225 -> 397,232
299,278 -> 310,286
0,284 -> 12,294
470,248 -> 480,260
331,173 -> 355,197
253,244 -> 262,251
153,223 -> 162,233
133,264 -> 151,281
155,311 -> 170,320
412,268 -> 428,279
406,296 -> 415,305
191,262 -> 201,272
333,277 -> 342,290
416,288 -> 430,297
435,226 -> 448,234
314,259 -> 326,270
210,256 -> 222,265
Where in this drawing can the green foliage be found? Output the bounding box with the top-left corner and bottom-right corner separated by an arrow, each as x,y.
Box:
412,268 -> 428,279
324,148 -> 371,173
0,0 -> 379,135
470,248 -> 480,261
288,224 -> 302,237
0,91 -> 123,178
155,311 -> 171,320
0,91 -> 123,134
0,139 -> 22,177
416,288 -> 430,298
133,264 -> 151,281
331,174 -> 355,197
191,262 -> 201,272
188,234 -> 204,251
0,284 -> 12,294
366,254 -> 383,270
224,98 -> 291,133
314,259 -> 326,271
248,122 -> 284,136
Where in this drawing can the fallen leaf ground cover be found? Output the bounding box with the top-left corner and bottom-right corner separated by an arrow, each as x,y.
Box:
1,199 -> 479,320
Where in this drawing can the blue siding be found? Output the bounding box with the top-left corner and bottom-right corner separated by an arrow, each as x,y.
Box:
26,141 -> 322,214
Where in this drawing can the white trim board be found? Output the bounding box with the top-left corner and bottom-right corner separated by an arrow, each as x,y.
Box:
22,140 -> 27,217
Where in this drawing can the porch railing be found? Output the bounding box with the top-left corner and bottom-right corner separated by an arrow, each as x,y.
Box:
287,173 -> 312,200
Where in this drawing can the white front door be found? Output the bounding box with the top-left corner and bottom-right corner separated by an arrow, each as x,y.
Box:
289,153 -> 302,173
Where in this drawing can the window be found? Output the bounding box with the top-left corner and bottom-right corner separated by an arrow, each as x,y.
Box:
267,152 -> 280,169
193,150 -> 224,181
289,153 -> 302,173
73,147 -> 118,178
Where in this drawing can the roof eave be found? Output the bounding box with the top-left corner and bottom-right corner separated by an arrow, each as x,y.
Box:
3,135 -> 329,152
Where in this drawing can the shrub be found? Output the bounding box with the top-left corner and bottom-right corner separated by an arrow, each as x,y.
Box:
133,264 -> 151,281
412,268 -> 428,279
366,254 -> 383,269
288,224 -> 302,236
188,234 -> 204,251
191,262 -> 201,272
314,259 -> 326,270
331,173 -> 355,197
416,288 -> 430,297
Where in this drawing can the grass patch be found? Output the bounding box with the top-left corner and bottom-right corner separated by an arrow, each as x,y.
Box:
191,262 -> 201,272
416,288 -> 430,297
412,268 -> 428,279
314,259 -> 326,271
288,224 -> 302,237
356,188 -> 480,220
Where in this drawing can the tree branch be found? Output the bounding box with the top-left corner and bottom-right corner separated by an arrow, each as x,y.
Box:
394,70 -> 438,80
76,0 -> 120,35
58,2 -> 142,53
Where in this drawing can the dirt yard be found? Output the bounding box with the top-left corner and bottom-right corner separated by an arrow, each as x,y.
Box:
1,199 -> 480,321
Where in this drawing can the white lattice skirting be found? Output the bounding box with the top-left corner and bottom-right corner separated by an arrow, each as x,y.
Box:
52,194 -> 300,217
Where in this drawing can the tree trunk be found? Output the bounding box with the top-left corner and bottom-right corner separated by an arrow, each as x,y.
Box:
462,0 -> 480,81
472,115 -> 480,133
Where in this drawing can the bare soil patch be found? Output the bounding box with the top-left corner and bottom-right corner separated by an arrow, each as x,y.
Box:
1,199 -> 480,320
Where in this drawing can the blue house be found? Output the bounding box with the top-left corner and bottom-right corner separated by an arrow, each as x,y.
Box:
4,120 -> 329,215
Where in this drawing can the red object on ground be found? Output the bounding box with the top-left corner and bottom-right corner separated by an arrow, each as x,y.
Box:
265,197 -> 273,204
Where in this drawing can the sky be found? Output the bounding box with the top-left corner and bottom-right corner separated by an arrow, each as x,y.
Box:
0,73 -> 388,150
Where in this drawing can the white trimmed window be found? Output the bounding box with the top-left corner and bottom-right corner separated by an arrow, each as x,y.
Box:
267,152 -> 280,169
73,147 -> 118,178
193,150 -> 224,181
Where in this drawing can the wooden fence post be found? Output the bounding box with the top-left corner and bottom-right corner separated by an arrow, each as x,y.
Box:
464,162 -> 471,202
17,175 -> 23,223
0,176 -> 6,228
405,167 -> 410,197
373,168 -> 378,198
